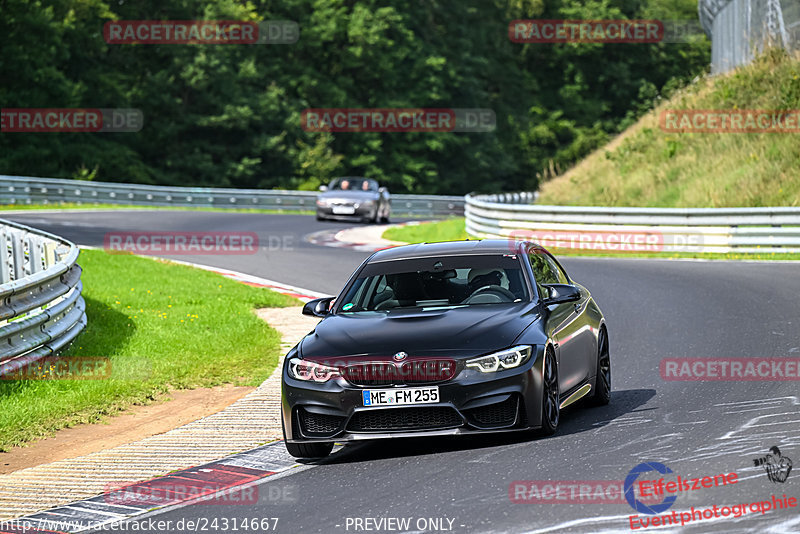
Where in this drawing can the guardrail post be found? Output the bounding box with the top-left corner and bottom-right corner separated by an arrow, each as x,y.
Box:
44,242 -> 58,268
0,230 -> 9,284
11,232 -> 25,281
29,236 -> 44,274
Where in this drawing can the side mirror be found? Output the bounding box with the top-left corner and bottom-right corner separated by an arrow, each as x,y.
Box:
302,297 -> 335,317
541,284 -> 581,305
319,185 -> 328,192
378,186 -> 387,193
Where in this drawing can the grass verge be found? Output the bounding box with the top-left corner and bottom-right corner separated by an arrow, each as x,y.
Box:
0,249 -> 298,451
537,49 -> 800,207
383,218 -> 800,260
383,218 -> 469,243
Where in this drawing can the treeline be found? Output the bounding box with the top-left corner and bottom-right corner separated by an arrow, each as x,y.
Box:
0,0 -> 709,194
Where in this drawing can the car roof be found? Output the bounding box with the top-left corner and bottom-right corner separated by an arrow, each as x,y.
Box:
368,239 -> 522,263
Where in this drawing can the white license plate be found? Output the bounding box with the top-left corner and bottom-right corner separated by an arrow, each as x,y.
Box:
362,386 -> 439,406
332,206 -> 355,215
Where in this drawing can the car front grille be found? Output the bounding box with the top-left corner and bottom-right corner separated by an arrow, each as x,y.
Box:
342,360 -> 457,387
347,407 -> 462,432
297,409 -> 345,437
463,396 -> 519,428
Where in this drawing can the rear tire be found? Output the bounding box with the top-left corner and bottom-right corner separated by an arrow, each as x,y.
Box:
285,441 -> 334,459
589,328 -> 611,406
537,349 -> 560,436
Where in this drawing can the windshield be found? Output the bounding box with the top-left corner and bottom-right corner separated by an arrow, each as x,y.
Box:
338,255 -> 528,312
330,178 -> 377,191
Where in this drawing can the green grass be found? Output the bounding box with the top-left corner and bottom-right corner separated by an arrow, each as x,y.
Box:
383,218 -> 469,243
0,249 -> 298,451
537,49 -> 800,207
0,202 -> 314,215
384,218 -> 800,260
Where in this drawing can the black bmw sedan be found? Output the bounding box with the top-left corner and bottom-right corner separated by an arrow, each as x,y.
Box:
281,239 -> 610,458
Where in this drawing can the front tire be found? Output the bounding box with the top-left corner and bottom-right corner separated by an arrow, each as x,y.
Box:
285,441 -> 334,459
537,349 -> 560,436
589,328 -> 611,406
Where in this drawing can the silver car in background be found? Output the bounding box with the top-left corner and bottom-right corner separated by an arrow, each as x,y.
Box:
316,177 -> 391,223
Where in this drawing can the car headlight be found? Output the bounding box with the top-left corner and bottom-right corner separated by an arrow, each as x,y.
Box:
316,199 -> 329,207
466,346 -> 532,373
288,358 -> 341,382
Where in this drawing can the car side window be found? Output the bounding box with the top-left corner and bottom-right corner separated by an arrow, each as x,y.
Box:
528,251 -> 560,286
547,254 -> 569,284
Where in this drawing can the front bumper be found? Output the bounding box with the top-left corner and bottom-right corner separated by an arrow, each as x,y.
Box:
316,205 -> 376,220
281,349 -> 546,444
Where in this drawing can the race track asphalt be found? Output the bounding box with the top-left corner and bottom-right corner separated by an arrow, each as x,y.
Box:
6,210 -> 800,534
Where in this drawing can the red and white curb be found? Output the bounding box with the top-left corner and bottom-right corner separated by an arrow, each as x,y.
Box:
0,442 -> 304,534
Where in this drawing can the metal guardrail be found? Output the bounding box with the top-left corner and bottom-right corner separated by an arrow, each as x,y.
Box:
466,193 -> 800,254
0,220 -> 86,377
0,175 -> 464,218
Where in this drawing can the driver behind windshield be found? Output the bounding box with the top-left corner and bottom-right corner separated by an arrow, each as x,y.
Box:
341,255 -> 529,312
467,268 -> 503,294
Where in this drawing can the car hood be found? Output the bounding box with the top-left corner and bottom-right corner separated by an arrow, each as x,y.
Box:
318,190 -> 379,202
300,304 -> 540,360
